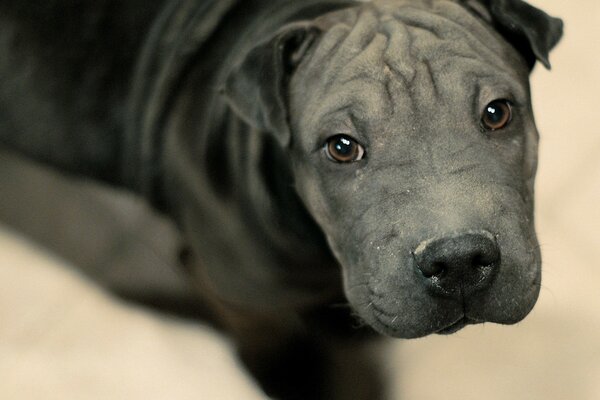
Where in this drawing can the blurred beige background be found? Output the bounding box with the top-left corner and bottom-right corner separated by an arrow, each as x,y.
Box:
1,0 -> 598,399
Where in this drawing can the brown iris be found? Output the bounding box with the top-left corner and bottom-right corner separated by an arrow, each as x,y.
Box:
482,100 -> 512,131
325,135 -> 365,163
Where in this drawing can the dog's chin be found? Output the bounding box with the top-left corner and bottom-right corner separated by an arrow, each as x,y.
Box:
363,301 -> 535,338
363,307 -> 466,339
362,304 -> 489,338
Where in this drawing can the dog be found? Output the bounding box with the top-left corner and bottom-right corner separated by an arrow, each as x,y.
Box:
0,0 -> 562,398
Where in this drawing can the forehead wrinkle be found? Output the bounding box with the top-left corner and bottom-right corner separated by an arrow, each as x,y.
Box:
321,7 -> 381,76
381,16 -> 417,88
303,11 -> 402,125
317,1 -> 521,112
408,43 -> 528,107
396,6 -> 520,76
329,32 -> 388,88
293,0 -> 529,136
378,7 -> 525,108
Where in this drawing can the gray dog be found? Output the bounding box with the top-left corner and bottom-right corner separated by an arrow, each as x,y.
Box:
0,0 -> 562,398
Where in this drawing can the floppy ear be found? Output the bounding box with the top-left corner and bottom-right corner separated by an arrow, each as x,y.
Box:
465,0 -> 563,69
222,23 -> 320,147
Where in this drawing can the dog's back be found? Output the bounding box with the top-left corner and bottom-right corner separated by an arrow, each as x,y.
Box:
0,0 -> 165,182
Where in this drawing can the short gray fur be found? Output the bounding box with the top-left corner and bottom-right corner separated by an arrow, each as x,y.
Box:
0,0 -> 562,399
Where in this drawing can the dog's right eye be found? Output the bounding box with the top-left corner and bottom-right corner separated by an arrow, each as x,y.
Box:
324,135 -> 365,163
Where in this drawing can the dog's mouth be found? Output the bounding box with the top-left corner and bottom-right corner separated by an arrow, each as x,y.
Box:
369,290 -> 486,336
370,300 -> 481,338
435,316 -> 479,335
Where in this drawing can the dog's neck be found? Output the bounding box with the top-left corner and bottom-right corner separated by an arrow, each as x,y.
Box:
125,0 -> 359,204
149,0 -> 362,309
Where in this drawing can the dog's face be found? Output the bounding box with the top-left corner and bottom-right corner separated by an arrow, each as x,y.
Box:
289,1 -> 541,338
225,0 -> 562,338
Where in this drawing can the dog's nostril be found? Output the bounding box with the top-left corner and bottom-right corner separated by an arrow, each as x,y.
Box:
475,243 -> 502,266
473,253 -> 493,268
412,230 -> 500,296
418,260 -> 446,278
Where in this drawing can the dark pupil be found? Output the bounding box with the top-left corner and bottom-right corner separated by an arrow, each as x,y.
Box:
486,104 -> 504,124
334,137 -> 354,156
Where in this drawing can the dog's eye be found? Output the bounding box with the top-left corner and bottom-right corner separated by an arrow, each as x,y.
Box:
481,100 -> 512,131
324,135 -> 365,163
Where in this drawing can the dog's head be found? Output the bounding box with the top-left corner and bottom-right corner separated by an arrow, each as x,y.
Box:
224,0 -> 562,338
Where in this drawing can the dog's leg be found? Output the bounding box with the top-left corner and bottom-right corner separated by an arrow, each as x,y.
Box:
228,314 -> 387,400
196,294 -> 387,400
234,321 -> 332,400
180,245 -> 388,400
325,337 -> 388,400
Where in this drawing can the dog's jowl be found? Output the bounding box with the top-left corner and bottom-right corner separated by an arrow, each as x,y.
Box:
0,0 -> 562,399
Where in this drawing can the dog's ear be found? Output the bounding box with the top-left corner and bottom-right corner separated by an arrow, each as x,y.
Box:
222,23 -> 320,147
465,0 -> 563,69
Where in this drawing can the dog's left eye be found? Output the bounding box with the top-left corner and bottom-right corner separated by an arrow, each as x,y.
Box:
481,100 -> 512,131
324,135 -> 365,163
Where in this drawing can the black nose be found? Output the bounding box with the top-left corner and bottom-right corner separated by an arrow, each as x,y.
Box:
412,230 -> 500,298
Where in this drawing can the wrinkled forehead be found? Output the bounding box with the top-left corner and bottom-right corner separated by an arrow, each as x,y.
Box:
293,0 -> 529,127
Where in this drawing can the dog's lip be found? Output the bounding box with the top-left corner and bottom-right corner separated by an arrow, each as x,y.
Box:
370,303 -> 475,338
435,316 -> 479,335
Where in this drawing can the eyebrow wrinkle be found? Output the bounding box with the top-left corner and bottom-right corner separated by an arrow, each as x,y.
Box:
421,57 -> 440,99
320,104 -> 353,121
337,71 -> 384,87
402,20 -> 443,41
383,59 -> 415,89
448,163 -> 481,176
348,109 -> 369,136
473,80 -> 483,121
383,70 -> 396,114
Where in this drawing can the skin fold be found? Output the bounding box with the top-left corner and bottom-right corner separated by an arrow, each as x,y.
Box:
289,0 -> 541,338
0,0 -> 562,398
